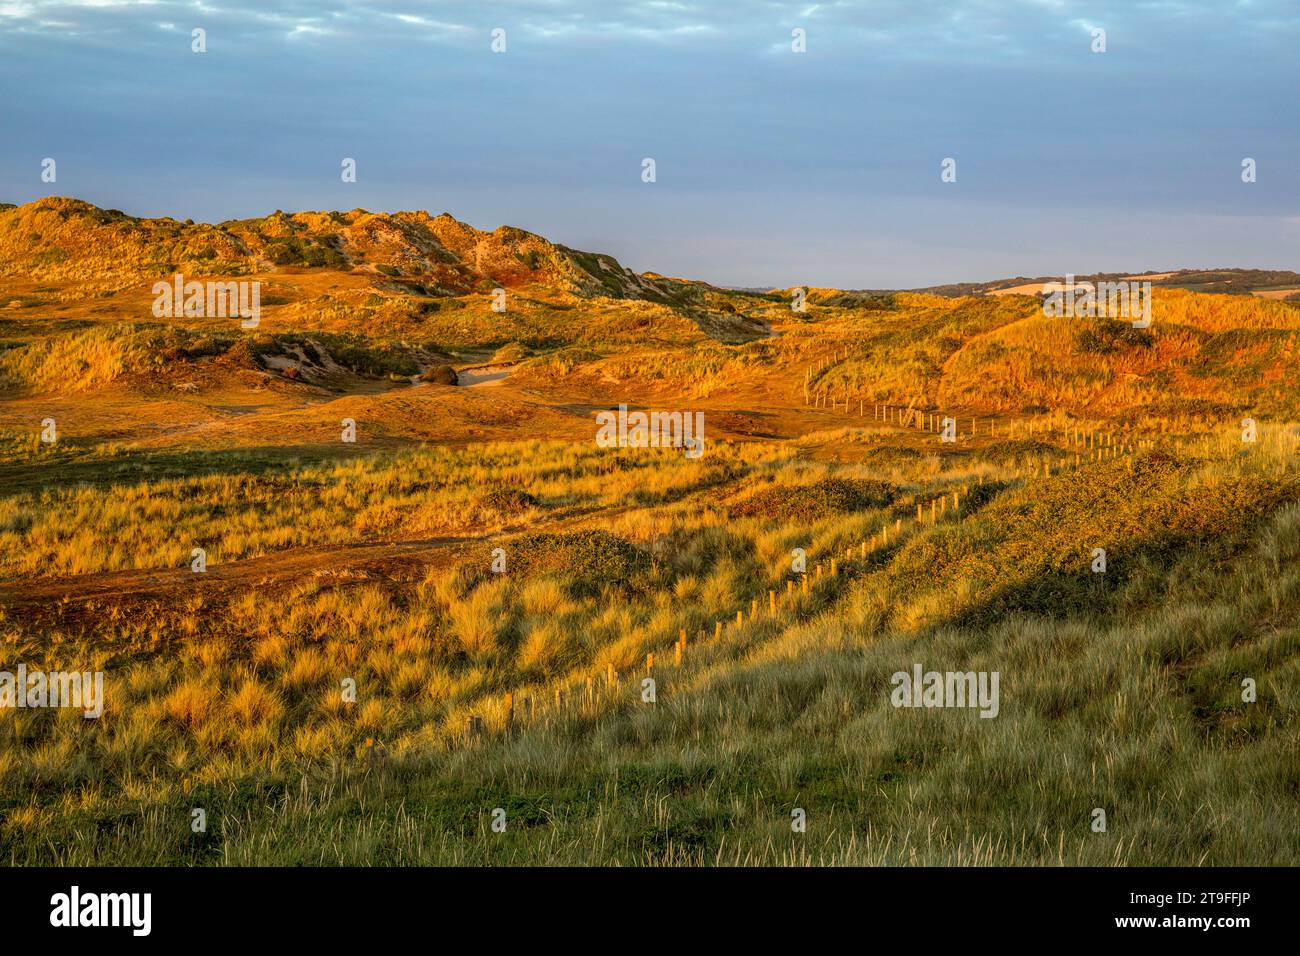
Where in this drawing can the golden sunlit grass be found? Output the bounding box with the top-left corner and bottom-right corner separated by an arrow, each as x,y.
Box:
0,427 -> 1296,865
2,205 -> 1299,865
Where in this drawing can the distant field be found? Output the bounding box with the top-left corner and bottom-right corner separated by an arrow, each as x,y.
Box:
984,273 -> 1178,296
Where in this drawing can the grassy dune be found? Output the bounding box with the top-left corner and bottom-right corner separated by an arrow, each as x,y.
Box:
1,431 -> 1296,865
1,199 -> 1298,866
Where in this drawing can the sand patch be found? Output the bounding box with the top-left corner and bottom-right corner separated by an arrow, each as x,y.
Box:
456,364 -> 513,387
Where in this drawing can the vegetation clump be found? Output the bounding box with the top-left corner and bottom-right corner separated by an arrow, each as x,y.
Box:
419,364 -> 458,385
477,486 -> 539,515
1075,319 -> 1154,354
731,477 -> 897,521
502,530 -> 647,590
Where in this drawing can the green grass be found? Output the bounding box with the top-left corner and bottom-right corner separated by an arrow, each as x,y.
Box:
1,434 -> 1296,865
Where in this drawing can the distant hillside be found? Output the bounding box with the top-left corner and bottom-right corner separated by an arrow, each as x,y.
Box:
0,197 -> 705,307
913,269 -> 1300,300
4,197 -> 1300,421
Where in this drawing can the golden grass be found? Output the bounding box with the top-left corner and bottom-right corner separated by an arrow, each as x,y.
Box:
1,262 -> 1298,865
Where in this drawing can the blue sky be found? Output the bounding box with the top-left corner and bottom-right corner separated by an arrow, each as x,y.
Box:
1,1 -> 1297,287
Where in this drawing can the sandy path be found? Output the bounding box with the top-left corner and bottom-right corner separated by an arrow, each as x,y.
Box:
0,535 -> 475,609
0,491 -> 678,614
456,364 -> 513,387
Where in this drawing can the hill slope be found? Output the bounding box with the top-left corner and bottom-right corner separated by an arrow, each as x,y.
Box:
0,197 -> 703,305
0,197 -> 1297,866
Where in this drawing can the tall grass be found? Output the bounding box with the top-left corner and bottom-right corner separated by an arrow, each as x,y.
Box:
1,432 -> 1296,865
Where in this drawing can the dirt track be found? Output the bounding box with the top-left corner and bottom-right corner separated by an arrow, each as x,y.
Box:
0,534 -> 475,612
0,490 -> 671,616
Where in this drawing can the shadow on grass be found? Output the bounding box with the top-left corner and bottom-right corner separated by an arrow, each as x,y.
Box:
0,443 -> 373,494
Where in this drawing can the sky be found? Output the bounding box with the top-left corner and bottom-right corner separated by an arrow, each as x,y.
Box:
1,0 -> 1297,288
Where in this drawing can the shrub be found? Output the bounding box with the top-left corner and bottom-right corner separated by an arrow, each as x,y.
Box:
1075,319 -> 1154,355
419,364 -> 457,385
731,478 -> 897,521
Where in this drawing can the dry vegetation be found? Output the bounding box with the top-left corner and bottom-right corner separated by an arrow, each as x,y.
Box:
0,198 -> 1297,865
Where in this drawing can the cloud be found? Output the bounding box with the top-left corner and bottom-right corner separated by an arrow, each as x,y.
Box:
3,0 -> 1298,285
2,1 -> 1287,54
